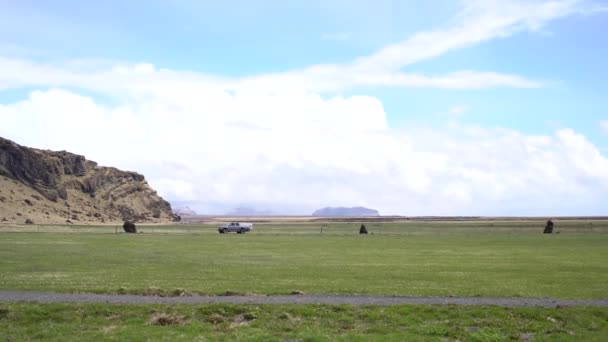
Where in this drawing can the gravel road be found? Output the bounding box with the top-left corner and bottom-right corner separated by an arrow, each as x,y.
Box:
1,291 -> 607,308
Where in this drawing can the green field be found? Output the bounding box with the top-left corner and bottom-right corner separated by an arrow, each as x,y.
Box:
2,220 -> 608,340
2,303 -> 607,341
1,220 -> 607,298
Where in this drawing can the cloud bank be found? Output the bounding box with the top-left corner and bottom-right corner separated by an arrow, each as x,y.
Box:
2,86 -> 607,215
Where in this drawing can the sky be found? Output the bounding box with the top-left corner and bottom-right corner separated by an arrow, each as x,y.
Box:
1,0 -> 608,216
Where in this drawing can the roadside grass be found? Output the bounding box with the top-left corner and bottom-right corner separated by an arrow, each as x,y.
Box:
1,303 -> 607,341
0,222 -> 607,298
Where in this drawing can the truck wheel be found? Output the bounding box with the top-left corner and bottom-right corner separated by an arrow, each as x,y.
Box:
221,228 -> 228,234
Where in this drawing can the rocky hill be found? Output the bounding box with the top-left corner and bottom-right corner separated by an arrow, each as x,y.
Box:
312,206 -> 380,217
0,137 -> 180,224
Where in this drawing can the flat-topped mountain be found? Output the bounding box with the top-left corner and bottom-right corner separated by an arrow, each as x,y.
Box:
312,206 -> 380,217
0,136 -> 180,224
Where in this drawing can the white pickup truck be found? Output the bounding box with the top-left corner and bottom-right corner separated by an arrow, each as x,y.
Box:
218,222 -> 253,234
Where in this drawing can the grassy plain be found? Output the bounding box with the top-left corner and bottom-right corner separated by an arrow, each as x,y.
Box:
1,303 -> 607,341
2,220 -> 608,340
1,220 -> 607,299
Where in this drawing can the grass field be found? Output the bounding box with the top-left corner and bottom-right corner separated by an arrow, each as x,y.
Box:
1,220 -> 607,298
1,303 -> 607,341
2,220 -> 607,340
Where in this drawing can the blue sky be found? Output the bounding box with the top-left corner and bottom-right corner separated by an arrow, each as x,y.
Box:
1,0 -> 608,215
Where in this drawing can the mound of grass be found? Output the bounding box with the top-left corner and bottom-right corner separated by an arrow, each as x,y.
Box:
148,312 -> 187,326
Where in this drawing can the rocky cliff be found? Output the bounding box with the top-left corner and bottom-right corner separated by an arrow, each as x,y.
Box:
0,137 -> 180,224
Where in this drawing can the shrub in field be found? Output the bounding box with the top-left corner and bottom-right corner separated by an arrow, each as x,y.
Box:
360,224 -> 368,234
123,221 -> 137,233
544,220 -> 554,234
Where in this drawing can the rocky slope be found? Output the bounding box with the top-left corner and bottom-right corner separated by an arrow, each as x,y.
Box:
312,206 -> 380,217
0,137 -> 180,224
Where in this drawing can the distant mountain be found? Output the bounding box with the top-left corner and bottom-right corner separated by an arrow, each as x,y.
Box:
226,206 -> 273,216
312,206 -> 380,217
173,206 -> 197,216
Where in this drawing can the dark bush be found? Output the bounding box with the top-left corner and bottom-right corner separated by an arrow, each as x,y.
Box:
123,221 -> 137,233
543,220 -> 554,234
359,224 -> 368,234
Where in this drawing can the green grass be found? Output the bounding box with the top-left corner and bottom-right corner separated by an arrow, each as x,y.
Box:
1,303 -> 607,341
1,221 -> 607,298
2,221 -> 607,340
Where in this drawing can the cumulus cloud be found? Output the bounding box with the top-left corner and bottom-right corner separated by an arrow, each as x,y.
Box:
2,88 -> 608,215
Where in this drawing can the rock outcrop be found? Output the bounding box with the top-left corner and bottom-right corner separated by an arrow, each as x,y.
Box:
0,136 -> 180,224
312,206 -> 380,217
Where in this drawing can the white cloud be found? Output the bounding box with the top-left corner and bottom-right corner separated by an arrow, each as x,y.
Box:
356,0 -> 576,70
2,88 -> 608,215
